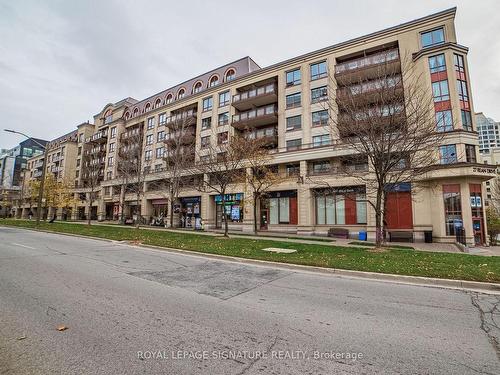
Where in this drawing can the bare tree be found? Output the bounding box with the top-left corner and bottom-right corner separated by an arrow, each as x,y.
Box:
80,139 -> 105,225
244,138 -> 288,234
194,134 -> 251,237
116,122 -> 150,227
160,114 -> 197,228
322,51 -> 443,247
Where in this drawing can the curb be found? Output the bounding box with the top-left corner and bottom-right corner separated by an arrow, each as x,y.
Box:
2,224 -> 499,295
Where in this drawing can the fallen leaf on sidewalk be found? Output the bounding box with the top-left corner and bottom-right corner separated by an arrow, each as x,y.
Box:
57,325 -> 68,331
17,336 -> 26,340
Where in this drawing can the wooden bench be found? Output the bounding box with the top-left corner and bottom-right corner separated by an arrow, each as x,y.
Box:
328,228 -> 349,239
388,231 -> 414,243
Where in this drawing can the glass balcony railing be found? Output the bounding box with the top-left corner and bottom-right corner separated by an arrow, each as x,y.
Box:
232,84 -> 277,103
232,104 -> 278,124
335,49 -> 399,75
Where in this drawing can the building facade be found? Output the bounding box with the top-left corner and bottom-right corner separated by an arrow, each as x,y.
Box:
16,8 -> 495,245
476,112 -> 500,154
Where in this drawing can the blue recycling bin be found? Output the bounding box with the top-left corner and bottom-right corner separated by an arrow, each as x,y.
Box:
358,231 -> 367,241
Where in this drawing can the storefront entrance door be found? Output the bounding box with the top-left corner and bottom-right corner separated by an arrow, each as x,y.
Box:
260,209 -> 269,230
473,219 -> 484,245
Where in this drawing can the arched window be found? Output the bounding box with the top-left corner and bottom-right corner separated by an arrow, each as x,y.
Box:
208,75 -> 219,87
133,108 -> 139,116
192,81 -> 203,94
104,109 -> 113,124
154,98 -> 162,108
124,111 -> 130,120
225,69 -> 236,82
177,88 -> 185,99
144,102 -> 151,112
165,93 -> 173,104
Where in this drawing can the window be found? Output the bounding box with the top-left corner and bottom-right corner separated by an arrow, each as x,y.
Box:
203,97 -> 213,111
286,69 -> 301,86
166,94 -> 173,104
145,150 -> 152,161
286,93 -> 301,109
421,28 -> 445,48
219,91 -> 230,107
311,86 -> 328,103
313,134 -> 331,147
110,127 -> 116,138
78,147 -> 82,156
76,159 -> 80,167
435,110 -> 453,132
193,82 -> 203,94
454,54 -> 465,73
157,131 -> 165,141
156,147 -> 165,159
177,89 -> 185,99
312,110 -> 328,126
428,54 -> 446,73
225,69 -> 236,82
201,117 -> 212,130
312,160 -> 331,174
79,134 -> 83,142
269,197 -> 291,224
104,112 -> 113,124
107,156 -> 114,167
217,132 -> 228,145
109,143 -> 115,152
286,164 -> 300,177
200,136 -> 210,148
456,80 -> 469,101
310,61 -> 327,80
106,171 -> 112,180
154,98 -> 161,108
443,184 -> 462,235
147,117 -> 155,129
209,75 -> 219,87
465,144 -> 477,163
146,134 -> 153,145
218,112 -> 229,126
432,80 -> 449,102
159,113 -> 167,126
316,192 -> 366,225
461,110 -> 473,131
286,115 -> 301,131
439,144 -> 457,164
286,139 -> 302,151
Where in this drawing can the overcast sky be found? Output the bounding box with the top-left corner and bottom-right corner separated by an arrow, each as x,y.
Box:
1,0 -> 499,149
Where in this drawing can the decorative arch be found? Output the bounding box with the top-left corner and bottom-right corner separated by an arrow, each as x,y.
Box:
133,107 -> 139,116
124,111 -> 131,120
144,102 -> 151,112
224,68 -> 236,82
192,80 -> 203,94
154,97 -> 162,108
208,74 -> 220,87
176,87 -> 186,99
165,93 -> 173,104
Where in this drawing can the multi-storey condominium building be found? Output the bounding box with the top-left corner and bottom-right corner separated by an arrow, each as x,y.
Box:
476,112 -> 500,154
17,8 -> 495,245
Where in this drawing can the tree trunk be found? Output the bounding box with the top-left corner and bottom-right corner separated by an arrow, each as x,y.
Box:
375,188 -> 383,248
87,197 -> 93,226
119,185 -> 125,224
135,191 -> 140,229
221,189 -> 229,237
253,192 -> 258,235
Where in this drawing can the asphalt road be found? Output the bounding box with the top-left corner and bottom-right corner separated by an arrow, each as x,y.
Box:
0,226 -> 499,375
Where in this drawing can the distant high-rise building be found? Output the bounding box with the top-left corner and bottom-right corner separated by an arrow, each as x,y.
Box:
476,112 -> 500,153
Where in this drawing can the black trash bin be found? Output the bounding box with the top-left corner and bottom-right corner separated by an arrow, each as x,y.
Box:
424,230 -> 433,243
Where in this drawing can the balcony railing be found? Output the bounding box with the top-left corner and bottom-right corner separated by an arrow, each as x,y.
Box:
164,110 -> 197,128
335,49 -> 400,75
232,84 -> 277,110
33,170 -> 43,178
232,104 -> 278,129
85,129 -> 108,143
307,164 -> 369,176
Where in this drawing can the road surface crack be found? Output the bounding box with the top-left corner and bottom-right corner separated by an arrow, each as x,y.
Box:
470,292 -> 500,360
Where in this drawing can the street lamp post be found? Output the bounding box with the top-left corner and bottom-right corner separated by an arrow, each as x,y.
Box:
4,129 -> 47,225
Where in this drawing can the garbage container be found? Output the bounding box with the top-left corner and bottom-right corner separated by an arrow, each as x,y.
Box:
358,231 -> 367,241
424,230 -> 433,243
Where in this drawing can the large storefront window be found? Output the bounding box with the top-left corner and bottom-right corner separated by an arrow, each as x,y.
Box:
443,185 -> 462,236
265,191 -> 297,226
179,197 -> 201,228
315,186 -> 366,225
215,193 -> 244,228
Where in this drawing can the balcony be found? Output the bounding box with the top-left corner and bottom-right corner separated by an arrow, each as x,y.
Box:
33,159 -> 44,169
164,110 -> 197,130
33,170 -> 43,178
245,127 -> 278,147
164,147 -> 195,165
164,129 -> 196,146
335,49 -> 401,85
232,84 -> 278,111
120,128 -> 142,142
307,163 -> 369,177
232,104 -> 278,130
336,76 -> 404,105
51,155 -> 61,162
85,129 -> 109,143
